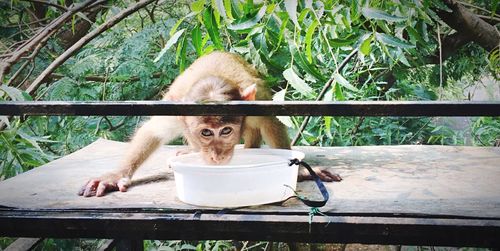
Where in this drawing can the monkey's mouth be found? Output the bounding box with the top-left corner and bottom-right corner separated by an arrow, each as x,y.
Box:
203,153 -> 233,165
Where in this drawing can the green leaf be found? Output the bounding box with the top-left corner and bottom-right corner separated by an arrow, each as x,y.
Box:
361,7 -> 406,22
266,3 -> 276,14
293,49 -> 327,82
324,116 -> 333,139
493,0 -> 499,17
227,5 -> 266,30
333,73 -> 359,92
154,29 -> 185,63
273,18 -> 288,52
396,48 -> 411,67
283,68 -> 313,95
375,33 -> 415,49
203,7 -> 223,49
359,34 -> 372,56
211,0 -> 221,26
350,0 -> 359,20
176,34 -> 188,72
334,83 -> 345,101
430,0 -> 452,12
272,89 -> 294,128
252,29 -> 268,54
417,21 -> 429,42
192,25 -> 203,56
71,14 -> 76,34
330,36 -> 358,47
284,0 -> 300,29
16,131 -> 45,155
230,0 -> 243,18
406,25 -> 423,44
298,8 -> 311,24
0,85 -> 28,101
75,12 -> 92,24
0,116 -> 10,128
214,0 -> 227,19
169,12 -> 196,37
224,0 -> 234,20
305,19 -> 319,63
191,0 -> 205,13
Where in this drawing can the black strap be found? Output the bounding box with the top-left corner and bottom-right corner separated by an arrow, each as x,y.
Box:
288,159 -> 330,208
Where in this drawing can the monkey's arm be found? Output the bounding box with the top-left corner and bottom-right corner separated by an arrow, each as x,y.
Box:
79,116 -> 183,197
247,116 -> 342,182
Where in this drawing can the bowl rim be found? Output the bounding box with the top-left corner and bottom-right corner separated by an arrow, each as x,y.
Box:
169,148 -> 305,170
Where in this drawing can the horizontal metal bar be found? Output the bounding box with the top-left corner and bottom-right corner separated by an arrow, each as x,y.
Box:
0,209 -> 499,247
0,101 -> 499,116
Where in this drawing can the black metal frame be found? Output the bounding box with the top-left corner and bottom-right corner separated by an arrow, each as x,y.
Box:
1,100 -> 500,248
1,208 -> 499,248
1,101 -> 500,116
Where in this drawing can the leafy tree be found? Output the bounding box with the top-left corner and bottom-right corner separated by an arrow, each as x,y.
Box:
1,0 -> 499,181
0,0 -> 498,250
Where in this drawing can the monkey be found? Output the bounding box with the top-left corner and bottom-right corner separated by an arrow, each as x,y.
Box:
79,52 -> 341,197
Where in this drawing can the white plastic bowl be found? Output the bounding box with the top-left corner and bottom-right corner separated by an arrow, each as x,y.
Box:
169,148 -> 304,207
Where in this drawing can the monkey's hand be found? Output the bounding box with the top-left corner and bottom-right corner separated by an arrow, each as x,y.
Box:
298,167 -> 342,182
78,171 -> 131,197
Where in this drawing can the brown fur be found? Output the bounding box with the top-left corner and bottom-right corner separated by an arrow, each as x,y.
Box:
79,52 -> 292,197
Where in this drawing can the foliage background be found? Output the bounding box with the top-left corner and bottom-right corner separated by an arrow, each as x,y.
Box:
0,0 -> 499,249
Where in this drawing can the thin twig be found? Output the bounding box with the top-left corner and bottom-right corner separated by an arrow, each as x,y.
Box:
20,0 -> 68,11
2,17 -> 50,28
5,60 -> 30,86
477,14 -> 500,23
47,72 -> 163,82
291,49 -> 358,145
5,28 -> 57,87
350,116 -> 365,136
437,24 -> 443,100
27,0 -> 160,95
17,60 -> 36,88
457,1 -> 500,18
0,0 -> 95,81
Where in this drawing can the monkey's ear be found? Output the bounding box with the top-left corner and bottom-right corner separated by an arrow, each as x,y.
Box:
240,84 -> 257,101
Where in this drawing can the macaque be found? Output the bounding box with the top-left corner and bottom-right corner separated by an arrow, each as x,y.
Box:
79,52 -> 340,197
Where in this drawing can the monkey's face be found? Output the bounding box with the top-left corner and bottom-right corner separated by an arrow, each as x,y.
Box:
183,116 -> 243,165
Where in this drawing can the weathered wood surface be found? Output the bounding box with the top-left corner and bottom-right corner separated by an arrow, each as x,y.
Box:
0,138 -> 499,218
4,238 -> 42,251
1,100 -> 500,116
1,139 -> 500,246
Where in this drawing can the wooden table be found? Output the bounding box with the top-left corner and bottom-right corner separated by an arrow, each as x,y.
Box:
0,139 -> 499,247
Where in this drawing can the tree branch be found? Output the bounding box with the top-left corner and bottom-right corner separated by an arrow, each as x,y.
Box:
56,2 -> 108,49
426,32 -> 471,64
5,27 -> 58,87
47,72 -> 162,82
0,0 -> 96,82
27,0 -> 160,95
291,49 -> 358,145
436,0 -> 500,52
456,1 -> 500,18
477,14 -> 500,24
21,0 -> 68,11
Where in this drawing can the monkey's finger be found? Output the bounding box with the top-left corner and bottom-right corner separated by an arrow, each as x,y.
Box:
316,171 -> 334,182
83,180 -> 99,197
325,171 -> 342,182
77,181 -> 89,196
117,178 -> 130,192
96,182 -> 114,197
319,170 -> 342,182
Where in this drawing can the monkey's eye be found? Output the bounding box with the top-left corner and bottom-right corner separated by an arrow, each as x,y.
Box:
200,129 -> 214,137
220,127 -> 233,136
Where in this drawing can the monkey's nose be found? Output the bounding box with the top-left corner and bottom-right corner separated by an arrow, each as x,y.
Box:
211,156 -> 224,164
